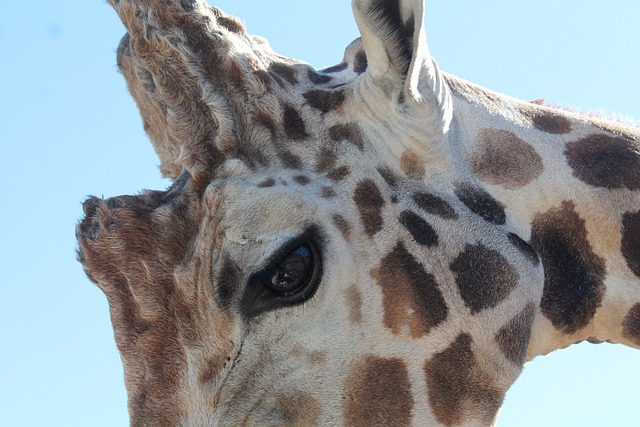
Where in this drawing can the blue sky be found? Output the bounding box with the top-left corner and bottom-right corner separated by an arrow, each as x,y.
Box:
1,1 -> 638,426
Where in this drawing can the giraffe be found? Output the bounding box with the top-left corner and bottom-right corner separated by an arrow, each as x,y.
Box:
76,0 -> 640,425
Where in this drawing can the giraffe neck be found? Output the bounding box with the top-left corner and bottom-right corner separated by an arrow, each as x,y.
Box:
444,76 -> 640,357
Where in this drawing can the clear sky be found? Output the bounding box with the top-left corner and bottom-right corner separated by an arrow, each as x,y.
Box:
1,1 -> 638,426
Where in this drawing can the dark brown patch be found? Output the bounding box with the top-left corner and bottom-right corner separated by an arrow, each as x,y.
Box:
353,179 -> 385,237
307,68 -> 333,84
413,192 -> 458,219
622,303 -> 640,346
399,210 -> 439,247
327,166 -> 351,181
522,107 -> 573,134
255,112 -> 302,169
269,62 -> 298,86
277,149 -> 302,170
354,50 -> 368,74
216,256 -> 241,310
328,123 -> 365,150
508,233 -> 540,266
455,184 -> 506,225
282,104 -> 309,140
258,178 -> 276,188
530,201 -> 606,333
424,334 -> 503,426
400,151 -> 425,179
495,303 -> 536,365
322,62 -> 348,73
332,214 -> 351,240
450,244 -> 518,314
315,147 -> 337,173
378,167 -> 399,187
471,129 -> 543,189
315,148 -> 350,180
565,134 -> 640,190
303,89 -> 346,113
373,243 -> 448,338
344,356 -> 413,427
321,187 -> 336,199
622,211 -> 640,278
276,392 -> 322,426
293,175 -> 310,185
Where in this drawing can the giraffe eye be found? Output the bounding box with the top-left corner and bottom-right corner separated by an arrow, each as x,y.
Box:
265,244 -> 315,296
241,231 -> 323,317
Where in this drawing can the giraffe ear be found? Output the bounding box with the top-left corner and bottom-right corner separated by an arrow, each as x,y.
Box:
352,0 -> 451,131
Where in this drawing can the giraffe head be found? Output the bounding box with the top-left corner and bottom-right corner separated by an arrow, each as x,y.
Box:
78,0 -> 545,425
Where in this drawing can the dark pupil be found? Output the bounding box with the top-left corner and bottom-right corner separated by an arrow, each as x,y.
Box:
270,245 -> 313,294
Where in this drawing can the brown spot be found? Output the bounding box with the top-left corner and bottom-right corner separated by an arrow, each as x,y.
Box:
622,303 -> 640,346
455,183 -> 506,225
373,243 -> 448,338
622,211 -> 640,278
565,133 -> 640,190
293,175 -> 310,185
303,89 -> 346,113
258,178 -> 276,188
471,129 -> 543,189
321,187 -> 336,198
322,62 -> 348,73
413,192 -> 458,219
307,68 -> 333,84
400,151 -> 425,179
255,112 -> 302,169
354,50 -> 368,74
276,392 -> 322,426
269,62 -> 298,86
315,147 -> 337,173
344,356 -> 413,427
450,244 -> 518,314
327,166 -> 351,181
344,284 -> 363,324
378,166 -> 399,187
282,104 -> 309,140
353,179 -> 385,237
522,107 -> 573,134
277,149 -> 302,170
315,148 -> 350,180
332,214 -> 351,240
329,123 -> 365,150
424,334 -> 503,426
530,201 -> 606,333
495,303 -> 536,365
399,210 -> 439,247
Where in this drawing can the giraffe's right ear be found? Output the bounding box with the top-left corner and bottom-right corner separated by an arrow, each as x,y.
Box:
352,0 -> 451,133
